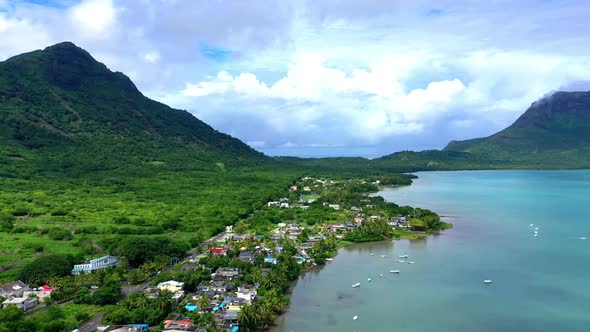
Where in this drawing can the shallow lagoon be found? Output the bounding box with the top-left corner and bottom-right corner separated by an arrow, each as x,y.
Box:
272,170 -> 590,332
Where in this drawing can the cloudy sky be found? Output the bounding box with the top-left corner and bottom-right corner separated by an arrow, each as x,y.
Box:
1,0 -> 590,157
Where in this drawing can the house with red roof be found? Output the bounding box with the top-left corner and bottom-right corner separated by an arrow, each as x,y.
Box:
209,248 -> 228,256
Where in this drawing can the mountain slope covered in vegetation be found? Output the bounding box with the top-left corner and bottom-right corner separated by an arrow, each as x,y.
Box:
443,91 -> 590,167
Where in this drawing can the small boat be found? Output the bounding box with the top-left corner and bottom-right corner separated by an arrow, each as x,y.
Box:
389,270 -> 400,273
353,315 -> 358,320
534,231 -> 538,234
408,261 -> 415,264
534,234 -> 538,237
326,258 -> 334,261
381,255 -> 388,258
580,237 -> 588,240
529,223 -> 534,227
399,254 -> 408,258
483,279 -> 493,284
534,227 -> 539,230
369,253 -> 375,256
397,260 -> 405,263
367,277 -> 372,282
352,283 -> 360,288
379,274 -> 385,278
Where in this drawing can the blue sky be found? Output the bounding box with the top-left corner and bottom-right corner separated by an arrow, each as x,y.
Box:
1,0 -> 590,157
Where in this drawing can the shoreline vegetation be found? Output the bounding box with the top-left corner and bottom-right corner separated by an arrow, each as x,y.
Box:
0,173 -> 451,332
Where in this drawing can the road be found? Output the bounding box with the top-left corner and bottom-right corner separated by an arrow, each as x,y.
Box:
76,231 -> 228,332
78,313 -> 104,332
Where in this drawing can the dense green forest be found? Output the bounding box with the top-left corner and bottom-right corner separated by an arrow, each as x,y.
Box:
1,41 -> 588,285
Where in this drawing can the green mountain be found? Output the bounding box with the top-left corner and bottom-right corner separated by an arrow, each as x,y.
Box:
443,91 -> 590,167
0,43 -> 296,282
0,42 -> 266,176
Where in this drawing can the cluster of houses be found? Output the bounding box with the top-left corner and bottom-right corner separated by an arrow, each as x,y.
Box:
0,254 -> 119,313
0,280 -> 53,312
0,177 -> 414,332
150,266 -> 259,331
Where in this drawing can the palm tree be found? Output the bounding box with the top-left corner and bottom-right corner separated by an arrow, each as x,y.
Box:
238,304 -> 262,332
251,268 -> 263,284
155,290 -> 173,311
196,294 -> 210,310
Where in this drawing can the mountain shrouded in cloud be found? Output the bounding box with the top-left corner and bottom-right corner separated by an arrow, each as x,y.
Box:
2,0 -> 590,157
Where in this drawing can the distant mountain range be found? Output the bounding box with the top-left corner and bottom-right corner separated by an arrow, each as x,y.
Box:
0,42 -> 266,176
1,42 -> 589,175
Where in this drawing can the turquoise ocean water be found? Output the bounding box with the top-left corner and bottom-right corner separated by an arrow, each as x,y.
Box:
272,170 -> 590,332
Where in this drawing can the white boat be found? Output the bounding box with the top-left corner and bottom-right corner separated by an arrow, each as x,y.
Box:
534,234 -> 538,237
367,277 -> 372,282
369,253 -> 375,256
326,258 -> 334,261
379,274 -> 385,278
408,261 -> 415,264
353,315 -> 358,320
483,279 -> 493,284
534,227 -> 539,230
397,260 -> 405,263
580,237 -> 588,240
352,283 -> 360,288
529,223 -> 534,227
381,255 -> 388,258
389,270 -> 400,273
398,254 -> 408,258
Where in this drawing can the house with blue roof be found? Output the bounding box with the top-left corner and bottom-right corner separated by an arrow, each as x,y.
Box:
71,255 -> 118,275
264,256 -> 277,265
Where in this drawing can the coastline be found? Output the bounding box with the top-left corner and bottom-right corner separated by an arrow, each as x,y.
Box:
269,183 -> 452,331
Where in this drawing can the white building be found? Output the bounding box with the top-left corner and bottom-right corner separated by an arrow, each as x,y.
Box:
236,286 -> 257,303
71,255 -> 118,275
2,297 -> 38,311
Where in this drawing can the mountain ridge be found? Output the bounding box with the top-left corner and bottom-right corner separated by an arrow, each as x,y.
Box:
443,90 -> 590,165
0,42 -> 267,175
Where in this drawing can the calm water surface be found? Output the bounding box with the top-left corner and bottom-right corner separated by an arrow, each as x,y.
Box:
272,170 -> 590,332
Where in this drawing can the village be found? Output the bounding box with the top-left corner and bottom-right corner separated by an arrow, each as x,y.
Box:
1,175 -> 433,332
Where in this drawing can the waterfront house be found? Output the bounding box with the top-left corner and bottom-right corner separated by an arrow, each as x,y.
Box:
71,255 -> 118,275
280,202 -> 290,209
225,225 -> 233,233
2,297 -> 38,311
267,201 -> 280,207
0,280 -> 30,298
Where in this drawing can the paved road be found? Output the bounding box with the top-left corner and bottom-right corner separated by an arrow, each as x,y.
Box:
78,312 -> 104,332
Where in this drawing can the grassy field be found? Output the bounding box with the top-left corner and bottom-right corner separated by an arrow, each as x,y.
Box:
0,169 -> 298,282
